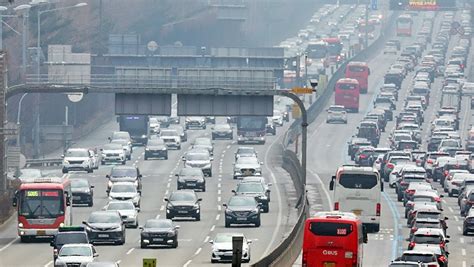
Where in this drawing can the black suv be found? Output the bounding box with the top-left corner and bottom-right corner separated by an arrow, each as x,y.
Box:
70,178 -> 94,207
223,195 -> 261,227
164,190 -> 202,221
83,211 -> 126,245
50,226 -> 89,261
176,167 -> 206,191
233,182 -> 270,212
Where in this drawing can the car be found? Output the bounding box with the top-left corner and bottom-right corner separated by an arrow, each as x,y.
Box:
108,182 -> 141,208
233,156 -> 263,179
144,138 -> 168,160
62,148 -> 94,173
272,110 -> 284,126
155,116 -> 170,128
326,105 -> 348,124
459,188 -> 474,216
176,167 -> 206,191
50,226 -> 89,261
233,181 -> 270,212
104,200 -> 139,228
211,124 -> 233,140
148,117 -> 161,134
106,165 -> 142,194
169,125 -> 187,142
100,143 -> 126,165
409,218 -> 446,239
235,147 -> 257,160
110,139 -> 132,160
110,131 -> 131,144
83,211 -> 126,245
462,207 -> 474,235
86,262 -> 119,267
71,178 -> 94,207
140,219 -> 179,248
396,250 -> 439,267
445,172 -> 471,196
405,190 -> 441,218
241,176 -> 272,201
88,148 -> 100,170
210,233 -> 251,263
384,44 -> 398,55
164,190 -> 202,221
407,228 -> 449,251
185,116 -> 206,129
183,149 -> 213,177
411,244 -> 449,267
403,182 -> 435,206
193,137 -> 214,156
223,195 -> 261,227
160,129 -> 181,150
54,244 -> 98,267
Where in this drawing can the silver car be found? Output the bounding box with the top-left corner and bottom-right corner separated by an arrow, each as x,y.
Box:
62,148 -> 94,173
100,143 -> 126,165
210,233 -> 251,263
108,182 -> 141,208
233,156 -> 262,179
104,200 -> 139,228
193,137 -> 214,156
183,149 -> 213,177
160,129 -> 181,150
110,139 -> 132,160
326,105 -> 347,124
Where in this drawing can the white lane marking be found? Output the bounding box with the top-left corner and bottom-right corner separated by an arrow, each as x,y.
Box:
169,174 -> 173,178
167,183 -> 170,188
168,178 -> 172,182
218,178 -> 222,181
217,196 -> 221,202
204,236 -> 210,243
183,260 -> 192,267
226,145 -> 231,149
308,168 -> 333,211
165,190 -> 169,195
455,216 -> 459,222
217,205 -> 222,211
216,214 -> 220,221
0,237 -> 18,252
463,261 -> 467,267
222,150 -> 226,154
116,260 -> 122,265
210,225 -> 215,231
217,190 -> 221,195
218,174 -> 222,178
458,226 -> 462,232
160,205 -> 164,211
460,237 -> 465,244
442,199 -> 446,204
448,207 -> 454,213
126,248 -> 134,255
155,214 -> 161,219
462,248 -> 466,256
43,261 -> 53,267
194,247 -> 202,255
217,183 -> 221,188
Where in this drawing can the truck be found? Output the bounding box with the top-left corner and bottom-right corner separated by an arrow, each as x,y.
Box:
118,115 -> 149,146
440,88 -> 461,113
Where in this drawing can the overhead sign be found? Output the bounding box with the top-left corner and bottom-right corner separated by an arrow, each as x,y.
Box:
67,93 -> 83,103
409,0 -> 437,10
371,0 -> 378,10
291,87 -> 314,94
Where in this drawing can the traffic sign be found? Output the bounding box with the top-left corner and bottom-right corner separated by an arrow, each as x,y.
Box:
371,0 -> 378,10
143,258 -> 156,267
291,87 -> 314,94
67,93 -> 84,102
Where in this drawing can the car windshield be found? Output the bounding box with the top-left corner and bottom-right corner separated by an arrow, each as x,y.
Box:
237,148 -> 255,155
65,150 -> 89,157
145,220 -> 172,229
237,183 -> 264,193
413,196 -> 433,203
111,168 -> 137,177
71,179 -> 89,188
329,106 -> 345,112
59,246 -> 91,257
111,184 -> 136,193
19,189 -> 64,218
103,144 -> 122,150
186,153 -> 209,161
169,192 -> 196,202
228,197 -> 256,206
161,130 -> 178,137
107,202 -> 135,210
441,140 -> 459,147
179,168 -> 202,176
402,254 -> 435,263
215,124 -> 231,130
147,139 -> 165,146
55,233 -> 88,245
215,234 -> 244,243
111,139 -> 127,145
417,212 -> 441,220
88,213 -> 121,223
413,235 -> 442,244
237,157 -> 259,164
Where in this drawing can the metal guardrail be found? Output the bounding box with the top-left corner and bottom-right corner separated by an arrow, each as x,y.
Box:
25,158 -> 63,168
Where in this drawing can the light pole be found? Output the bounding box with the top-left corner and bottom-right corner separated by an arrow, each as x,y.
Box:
16,93 -> 28,146
14,4 -> 31,76
0,6 -> 8,50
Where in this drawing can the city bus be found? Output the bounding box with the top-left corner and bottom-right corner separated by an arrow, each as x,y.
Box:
322,37 -> 344,64
345,61 -> 370,94
396,14 -> 413,37
303,211 -> 367,267
335,78 -> 360,113
12,177 -> 72,242
330,165 -> 383,232
236,116 -> 268,145
305,40 -> 329,68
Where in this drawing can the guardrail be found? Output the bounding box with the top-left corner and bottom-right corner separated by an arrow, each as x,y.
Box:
25,158 -> 63,168
254,10 -> 398,266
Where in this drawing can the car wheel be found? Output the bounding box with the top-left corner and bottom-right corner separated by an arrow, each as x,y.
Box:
202,186 -> 206,192
212,135 -> 215,140
62,168 -> 68,174
177,145 -> 181,150
203,125 -> 207,129
87,168 -> 93,173
263,205 -> 269,213
164,155 -> 168,160
211,259 -> 218,263
255,217 -> 261,227
144,156 -> 148,160
172,238 -> 178,248
166,213 -> 172,220
101,161 -> 105,165
134,221 -> 139,229
20,236 -> 31,243
397,193 -> 402,202
448,191 -> 453,197
195,214 -> 201,221
88,199 -> 93,207
463,228 -> 468,236
141,242 -> 147,249
225,219 -> 231,228
121,160 -> 126,165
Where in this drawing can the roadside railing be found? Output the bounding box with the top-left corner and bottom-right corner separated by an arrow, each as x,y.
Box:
25,158 -> 63,168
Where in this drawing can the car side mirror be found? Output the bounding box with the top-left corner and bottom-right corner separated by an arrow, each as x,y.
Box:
260,162 -> 264,165
93,252 -> 99,257
164,198 -> 169,202
329,176 -> 335,191
268,183 -> 272,186
247,239 -> 253,244
61,154 -> 65,158
12,195 -> 17,207
210,157 -> 214,161
135,207 -> 140,212
445,240 -> 450,243
363,225 -> 368,243
138,174 -> 143,178
121,215 -> 128,221
182,156 -> 186,161
175,174 -> 179,177
381,182 -> 384,192
108,137 -> 112,141
444,217 -> 449,220
231,190 -> 236,194
197,198 -> 203,202
106,175 -> 110,178
90,185 -> 95,189
209,240 -> 214,244
139,226 -> 144,230
222,204 -> 227,207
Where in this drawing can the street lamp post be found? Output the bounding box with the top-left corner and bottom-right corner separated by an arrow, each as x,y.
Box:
14,4 -> 31,76
16,93 -> 28,146
0,6 -> 8,50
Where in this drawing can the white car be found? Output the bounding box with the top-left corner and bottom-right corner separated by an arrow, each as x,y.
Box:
105,200 -> 139,228
110,139 -> 132,160
326,105 -> 347,124
384,45 -> 398,55
210,233 -> 251,263
160,129 -> 181,150
62,148 -> 94,174
54,244 -> 98,267
233,156 -> 262,179
101,143 -> 126,165
272,110 -> 284,126
108,182 -> 141,208
149,117 -> 161,134
446,172 -> 472,197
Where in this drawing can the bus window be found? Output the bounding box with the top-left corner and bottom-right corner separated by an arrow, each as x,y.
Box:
339,173 -> 378,189
309,222 -> 353,236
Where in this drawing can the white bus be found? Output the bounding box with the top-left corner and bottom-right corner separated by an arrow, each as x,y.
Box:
329,165 -> 383,233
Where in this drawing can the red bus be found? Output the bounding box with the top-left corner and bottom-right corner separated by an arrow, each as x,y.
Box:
335,78 -> 360,113
303,211 -> 367,267
322,37 -> 344,64
396,14 -> 413,37
13,177 -> 72,242
345,61 -> 370,94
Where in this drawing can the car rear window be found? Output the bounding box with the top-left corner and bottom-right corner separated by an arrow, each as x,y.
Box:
309,222 -> 353,236
55,233 -> 88,245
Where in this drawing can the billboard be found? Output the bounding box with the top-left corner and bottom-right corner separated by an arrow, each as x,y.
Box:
409,0 -> 437,10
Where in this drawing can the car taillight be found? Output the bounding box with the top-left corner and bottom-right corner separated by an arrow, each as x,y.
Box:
334,202 -> 339,211
375,159 -> 381,164
434,197 -> 441,202
400,181 -> 408,186
467,201 -> 474,205
408,242 -> 415,249
387,163 -> 394,169
410,227 -> 417,233
440,242 -> 445,249
360,154 -> 368,159
53,249 -> 58,256
376,203 -> 381,216
438,255 -> 447,262
427,159 -> 433,164
405,189 -> 415,194
427,264 -> 438,267
407,202 -> 414,207
384,160 -> 388,163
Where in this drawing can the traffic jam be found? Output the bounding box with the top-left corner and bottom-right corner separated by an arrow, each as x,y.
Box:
301,6 -> 473,267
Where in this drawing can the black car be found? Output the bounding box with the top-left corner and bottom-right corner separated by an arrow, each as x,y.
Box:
463,208 -> 474,235
106,165 -> 142,194
140,219 -> 179,248
83,211 -> 126,245
144,138 -> 168,160
266,123 -> 276,135
233,182 -> 270,212
211,124 -> 233,140
176,167 -> 206,191
347,138 -> 372,160
50,226 -> 89,261
164,190 -> 202,221
224,195 -> 261,227
70,178 -> 94,207
384,70 -> 404,89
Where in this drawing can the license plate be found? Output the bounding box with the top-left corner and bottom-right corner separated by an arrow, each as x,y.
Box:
187,183 -> 196,186
98,234 -> 109,238
237,218 -> 247,221
323,263 -> 336,267
352,210 -> 362,216
73,196 -> 81,200
36,230 -> 46,235
244,171 -> 252,175
178,211 -> 188,214
153,238 -> 164,242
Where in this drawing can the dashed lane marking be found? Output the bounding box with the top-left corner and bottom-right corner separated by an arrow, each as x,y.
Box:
194,247 -> 202,255
183,260 -> 192,267
210,225 -> 215,231
216,214 -> 220,221
126,248 -> 134,255
204,236 -> 210,243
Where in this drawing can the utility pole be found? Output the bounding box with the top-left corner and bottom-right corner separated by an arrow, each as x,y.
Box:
99,0 -> 103,55
365,2 -> 369,49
